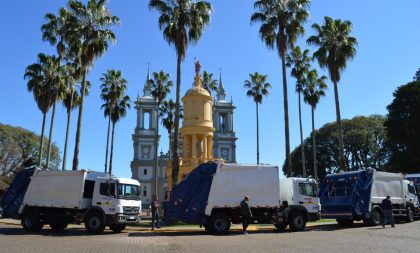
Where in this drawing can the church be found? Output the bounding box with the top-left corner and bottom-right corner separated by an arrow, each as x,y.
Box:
130,64 -> 237,208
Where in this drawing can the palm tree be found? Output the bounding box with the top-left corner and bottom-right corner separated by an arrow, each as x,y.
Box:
286,46 -> 311,177
160,99 -> 176,159
251,0 -> 310,177
109,95 -> 131,175
24,57 -> 55,166
307,16 -> 358,171
24,53 -> 66,168
100,70 -> 127,174
303,69 -> 327,179
244,72 -> 271,165
150,71 -> 173,197
149,0 -> 212,186
202,70 -> 218,96
62,85 -> 80,170
66,0 -> 119,170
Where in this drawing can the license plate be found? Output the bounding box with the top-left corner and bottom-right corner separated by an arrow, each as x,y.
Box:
129,216 -> 135,220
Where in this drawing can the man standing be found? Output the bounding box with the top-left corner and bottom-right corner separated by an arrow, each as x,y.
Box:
151,195 -> 161,230
240,196 -> 252,234
381,195 -> 395,228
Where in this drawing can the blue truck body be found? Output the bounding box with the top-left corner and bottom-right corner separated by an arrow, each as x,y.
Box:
164,162 -> 218,225
0,168 -> 35,218
319,170 -> 374,220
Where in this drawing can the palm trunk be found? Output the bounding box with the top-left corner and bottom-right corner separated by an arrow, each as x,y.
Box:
46,99 -> 57,169
73,71 -> 87,171
171,54 -> 182,188
256,102 -> 260,165
168,130 -> 172,160
38,112 -> 47,166
281,53 -> 292,177
333,80 -> 346,171
153,105 -> 160,198
298,92 -> 306,177
104,116 -> 111,173
62,88 -> 74,171
109,121 -> 115,175
311,106 -> 317,179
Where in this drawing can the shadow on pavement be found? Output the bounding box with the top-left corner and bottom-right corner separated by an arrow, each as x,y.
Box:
0,226 -> 117,237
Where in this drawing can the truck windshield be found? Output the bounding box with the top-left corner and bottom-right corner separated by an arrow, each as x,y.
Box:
117,184 -> 140,200
299,182 -> 318,197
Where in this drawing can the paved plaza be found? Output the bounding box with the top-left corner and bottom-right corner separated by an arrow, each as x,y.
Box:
0,221 -> 419,253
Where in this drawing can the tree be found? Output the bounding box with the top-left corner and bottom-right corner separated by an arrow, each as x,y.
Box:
100,70 -> 127,174
62,86 -> 80,170
0,123 -> 61,177
385,81 -> 420,173
66,0 -> 119,171
286,46 -> 311,176
413,68 -> 420,82
251,0 -> 310,177
160,99 -> 184,160
284,115 -> 390,180
303,69 -> 327,179
202,70 -> 218,96
149,0 -> 212,186
24,53 -> 66,168
307,16 -> 358,171
244,72 -> 271,165
150,71 -> 173,197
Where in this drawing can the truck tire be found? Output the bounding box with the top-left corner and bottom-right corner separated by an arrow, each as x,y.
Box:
49,222 -> 68,231
336,219 -> 354,227
289,212 -> 306,231
109,224 -> 126,233
85,212 -> 105,234
369,207 -> 383,226
209,213 -> 231,235
21,211 -> 43,232
406,206 -> 414,223
274,223 -> 288,230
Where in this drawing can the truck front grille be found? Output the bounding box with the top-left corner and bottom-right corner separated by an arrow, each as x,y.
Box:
123,206 -> 140,215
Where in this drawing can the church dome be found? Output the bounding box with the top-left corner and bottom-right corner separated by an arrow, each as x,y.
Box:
185,86 -> 211,97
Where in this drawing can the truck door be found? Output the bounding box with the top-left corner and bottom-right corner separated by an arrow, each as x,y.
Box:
297,181 -> 320,213
92,180 -> 117,215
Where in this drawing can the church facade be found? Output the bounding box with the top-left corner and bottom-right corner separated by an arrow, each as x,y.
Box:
131,67 -> 237,208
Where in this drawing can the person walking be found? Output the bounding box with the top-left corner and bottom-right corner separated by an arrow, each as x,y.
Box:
240,196 -> 252,234
381,195 -> 395,228
151,195 -> 161,230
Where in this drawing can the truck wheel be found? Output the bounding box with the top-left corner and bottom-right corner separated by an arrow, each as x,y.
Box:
85,212 -> 105,234
406,206 -> 414,223
336,219 -> 354,227
274,223 -> 288,230
369,207 -> 383,226
21,211 -> 43,232
209,213 -> 231,235
289,212 -> 306,231
109,224 -> 126,233
49,222 -> 68,231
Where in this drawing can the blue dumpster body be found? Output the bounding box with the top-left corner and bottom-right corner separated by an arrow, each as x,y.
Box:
164,162 -> 218,225
0,168 -> 35,218
319,170 -> 374,220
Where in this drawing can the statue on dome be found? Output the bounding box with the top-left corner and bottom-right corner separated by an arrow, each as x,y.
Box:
195,60 -> 201,76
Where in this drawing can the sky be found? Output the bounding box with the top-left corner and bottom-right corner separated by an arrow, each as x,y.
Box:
1,0 -> 419,179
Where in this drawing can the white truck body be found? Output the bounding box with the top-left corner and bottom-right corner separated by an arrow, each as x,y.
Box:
22,170 -> 86,210
205,163 -> 280,215
370,171 -> 405,208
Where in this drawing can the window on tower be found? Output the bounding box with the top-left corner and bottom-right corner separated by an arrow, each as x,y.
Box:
219,113 -> 227,132
143,168 -> 147,175
143,111 -> 150,130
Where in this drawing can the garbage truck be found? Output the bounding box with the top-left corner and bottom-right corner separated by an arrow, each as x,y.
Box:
0,167 -> 142,234
319,169 -> 420,226
164,161 -> 320,235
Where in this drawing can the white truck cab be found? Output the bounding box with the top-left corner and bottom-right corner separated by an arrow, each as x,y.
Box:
280,177 -> 321,221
